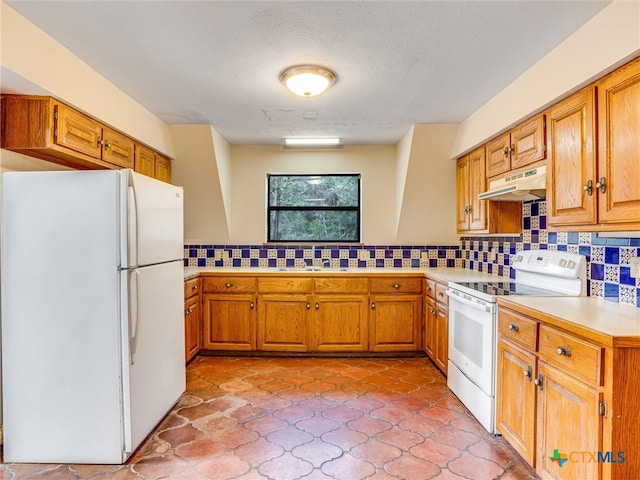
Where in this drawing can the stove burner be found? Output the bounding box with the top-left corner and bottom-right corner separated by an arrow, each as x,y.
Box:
454,282 -> 560,297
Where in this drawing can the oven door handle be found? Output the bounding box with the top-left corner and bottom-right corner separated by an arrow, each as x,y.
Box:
446,289 -> 495,313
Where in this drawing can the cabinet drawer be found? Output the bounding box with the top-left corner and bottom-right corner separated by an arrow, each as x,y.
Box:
538,325 -> 603,385
498,308 -> 537,351
202,276 -> 257,294
258,277 -> 313,293
370,277 -> 422,294
314,277 -> 368,294
184,277 -> 201,299
425,279 -> 436,299
434,283 -> 448,305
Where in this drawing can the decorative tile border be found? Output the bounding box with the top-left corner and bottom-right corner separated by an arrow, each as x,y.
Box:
184,200 -> 640,308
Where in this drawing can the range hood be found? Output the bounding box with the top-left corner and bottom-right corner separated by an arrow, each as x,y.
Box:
478,165 -> 546,201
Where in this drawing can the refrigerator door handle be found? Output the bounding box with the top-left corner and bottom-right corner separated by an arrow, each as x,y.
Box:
129,269 -> 140,364
127,182 -> 138,268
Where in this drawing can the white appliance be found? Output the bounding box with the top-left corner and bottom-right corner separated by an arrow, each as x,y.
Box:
478,165 -> 546,201
1,169 -> 186,463
446,249 -> 586,434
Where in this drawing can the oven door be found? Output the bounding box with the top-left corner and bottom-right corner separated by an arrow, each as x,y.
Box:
446,289 -> 496,395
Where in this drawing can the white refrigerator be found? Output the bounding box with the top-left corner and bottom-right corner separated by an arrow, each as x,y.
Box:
1,169 -> 186,463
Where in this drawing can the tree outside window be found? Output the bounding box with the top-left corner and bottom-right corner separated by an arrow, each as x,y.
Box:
267,174 -> 361,242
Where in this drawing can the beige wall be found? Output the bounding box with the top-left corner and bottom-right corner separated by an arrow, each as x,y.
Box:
229,145 -> 398,245
0,1 -> 174,157
452,0 -> 640,158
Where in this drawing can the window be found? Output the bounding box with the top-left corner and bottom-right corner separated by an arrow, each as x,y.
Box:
267,174 -> 361,242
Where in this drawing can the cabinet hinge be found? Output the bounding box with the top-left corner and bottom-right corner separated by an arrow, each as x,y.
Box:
599,401 -> 607,417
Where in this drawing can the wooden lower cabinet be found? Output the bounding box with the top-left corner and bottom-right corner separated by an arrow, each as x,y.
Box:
496,301 -> 640,480
203,293 -> 256,350
312,294 -> 368,352
369,294 -> 422,352
424,278 -> 448,374
496,338 -> 537,465
535,362 -> 601,480
257,293 -> 310,352
184,277 -> 202,363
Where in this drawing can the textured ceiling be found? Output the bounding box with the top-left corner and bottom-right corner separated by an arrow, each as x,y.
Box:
5,1 -> 610,145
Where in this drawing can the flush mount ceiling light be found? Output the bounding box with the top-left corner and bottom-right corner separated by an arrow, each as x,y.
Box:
284,137 -> 341,147
280,65 -> 336,97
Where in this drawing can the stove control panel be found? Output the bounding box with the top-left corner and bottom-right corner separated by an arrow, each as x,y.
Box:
512,249 -> 586,279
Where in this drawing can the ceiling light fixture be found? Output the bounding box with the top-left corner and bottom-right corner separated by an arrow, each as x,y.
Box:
284,137 -> 341,147
280,65 -> 336,97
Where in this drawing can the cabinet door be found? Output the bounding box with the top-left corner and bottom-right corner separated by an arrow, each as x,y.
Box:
134,144 -> 156,177
546,87 -> 597,226
486,133 -> 511,178
467,146 -> 487,230
369,294 -> 422,352
496,339 -> 536,466
102,126 -> 135,169
597,58 -> 640,225
203,294 -> 256,350
536,361 -> 601,480
456,156 -> 470,232
434,303 -> 448,374
257,294 -> 310,352
424,297 -> 437,360
155,153 -> 172,183
54,103 -> 103,159
510,115 -> 546,170
184,295 -> 201,362
311,294 -> 368,352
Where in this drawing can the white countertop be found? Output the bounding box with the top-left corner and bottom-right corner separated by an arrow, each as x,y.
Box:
184,266 -> 502,283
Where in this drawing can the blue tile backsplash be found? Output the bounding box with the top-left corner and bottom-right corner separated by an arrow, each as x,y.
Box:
185,199 -> 640,308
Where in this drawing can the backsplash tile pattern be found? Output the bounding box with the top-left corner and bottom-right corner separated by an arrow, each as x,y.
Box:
184,201 -> 640,307
184,244 -> 465,269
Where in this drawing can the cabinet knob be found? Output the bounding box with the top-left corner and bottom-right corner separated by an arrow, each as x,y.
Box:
583,180 -> 593,196
510,144 -> 515,156
523,365 -> 532,381
371,303 -> 376,310
97,136 -> 103,147
225,283 -> 233,288
556,346 -> 571,357
103,140 -> 111,150
250,302 -> 255,309
393,283 -> 400,289
192,285 -> 199,291
306,303 -> 311,310
503,147 -> 509,158
595,177 -> 607,193
315,302 -> 320,310
534,374 -> 544,390
426,286 -> 432,292
508,323 -> 519,332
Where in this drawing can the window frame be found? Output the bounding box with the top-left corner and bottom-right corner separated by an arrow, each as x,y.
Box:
266,173 -> 362,243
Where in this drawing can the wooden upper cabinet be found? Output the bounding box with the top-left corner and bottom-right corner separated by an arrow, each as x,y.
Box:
55,103 -> 103,159
546,87 -> 597,227
154,153 -> 172,183
134,144 -> 156,177
596,57 -> 640,226
486,115 -> 546,178
1,95 -> 166,176
486,133 -> 511,178
456,146 -> 487,233
101,126 -> 134,169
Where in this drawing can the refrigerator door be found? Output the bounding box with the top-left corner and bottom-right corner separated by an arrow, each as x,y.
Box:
1,170 -> 125,463
121,170 -> 183,269
120,260 -> 186,455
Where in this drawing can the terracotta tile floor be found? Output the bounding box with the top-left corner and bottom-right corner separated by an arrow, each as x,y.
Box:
1,356 -> 539,480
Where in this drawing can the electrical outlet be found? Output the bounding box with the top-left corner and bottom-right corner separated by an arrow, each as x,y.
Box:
631,257 -> 640,278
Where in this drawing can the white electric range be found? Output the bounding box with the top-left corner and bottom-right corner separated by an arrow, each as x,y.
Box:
446,249 -> 587,434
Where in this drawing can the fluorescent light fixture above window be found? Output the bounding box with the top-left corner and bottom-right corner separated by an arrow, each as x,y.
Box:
284,137 -> 341,147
